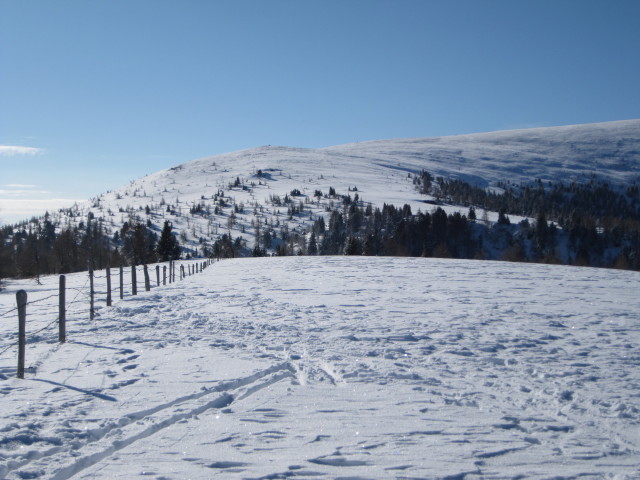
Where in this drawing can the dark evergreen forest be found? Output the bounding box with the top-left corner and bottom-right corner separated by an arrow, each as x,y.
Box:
0,216 -> 181,285
283,172 -> 639,270
412,171 -> 640,268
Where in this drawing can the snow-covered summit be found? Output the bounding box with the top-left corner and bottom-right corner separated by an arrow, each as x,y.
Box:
140,119 -> 640,193
99,119 -> 639,219
44,118 -> 624,257
321,119 -> 640,187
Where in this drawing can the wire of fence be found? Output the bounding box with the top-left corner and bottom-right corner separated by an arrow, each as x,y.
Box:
26,318 -> 60,344
0,340 -> 16,357
0,306 -> 18,319
1,259 -> 215,372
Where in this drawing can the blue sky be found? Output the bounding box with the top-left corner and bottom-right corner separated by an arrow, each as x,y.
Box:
1,0 -> 639,224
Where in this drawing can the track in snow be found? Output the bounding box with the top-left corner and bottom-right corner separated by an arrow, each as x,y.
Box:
1,256 -> 639,479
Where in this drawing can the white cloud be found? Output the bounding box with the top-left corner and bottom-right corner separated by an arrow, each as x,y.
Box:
0,189 -> 52,196
3,184 -> 38,188
0,145 -> 44,156
0,184 -> 51,196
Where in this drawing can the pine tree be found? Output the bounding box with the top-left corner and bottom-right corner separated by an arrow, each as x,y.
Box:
157,221 -> 181,261
123,223 -> 158,265
308,232 -> 318,255
344,236 -> 361,255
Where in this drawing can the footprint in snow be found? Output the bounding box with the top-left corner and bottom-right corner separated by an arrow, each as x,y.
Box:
308,455 -> 369,467
116,354 -> 139,365
207,461 -> 248,469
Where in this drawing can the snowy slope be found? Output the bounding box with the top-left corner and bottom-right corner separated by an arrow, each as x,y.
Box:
65,119 -> 639,254
324,119 -> 640,187
1,257 -> 639,479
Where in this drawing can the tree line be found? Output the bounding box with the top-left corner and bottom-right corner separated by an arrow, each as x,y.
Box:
0,217 -> 181,285
199,176 -> 640,270
412,170 -> 640,269
3,169 -> 639,288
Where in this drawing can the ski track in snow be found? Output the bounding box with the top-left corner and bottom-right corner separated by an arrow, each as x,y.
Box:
1,256 -> 639,479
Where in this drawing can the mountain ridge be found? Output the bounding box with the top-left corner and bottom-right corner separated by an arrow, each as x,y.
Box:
2,119 -> 640,278
130,119 -> 639,203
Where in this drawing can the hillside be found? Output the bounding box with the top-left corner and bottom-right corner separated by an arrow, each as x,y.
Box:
113,119 -> 640,203
2,119 -> 640,278
96,118 -> 640,217
325,119 -> 640,187
83,119 -> 640,249
1,256 -> 639,478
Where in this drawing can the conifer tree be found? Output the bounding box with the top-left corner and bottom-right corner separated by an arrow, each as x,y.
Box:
157,221 -> 181,261
308,232 -> 318,255
123,223 -> 158,265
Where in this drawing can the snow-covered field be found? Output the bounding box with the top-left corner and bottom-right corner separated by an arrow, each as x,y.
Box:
1,257 -> 639,479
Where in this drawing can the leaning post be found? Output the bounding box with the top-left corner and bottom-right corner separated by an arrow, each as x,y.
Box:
143,265 -> 151,292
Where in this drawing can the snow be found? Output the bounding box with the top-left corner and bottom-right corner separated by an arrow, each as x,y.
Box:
1,256 -> 639,479
23,119 -> 638,256
325,119 -> 640,187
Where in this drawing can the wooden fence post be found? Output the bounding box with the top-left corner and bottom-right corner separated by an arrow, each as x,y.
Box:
163,266 -> 167,285
132,265 -> 137,296
59,275 -> 66,343
169,261 -> 173,284
180,264 -> 184,280
119,265 -> 124,300
106,267 -> 112,307
17,290 -> 27,379
144,265 -> 151,292
89,264 -> 95,321
156,265 -> 160,286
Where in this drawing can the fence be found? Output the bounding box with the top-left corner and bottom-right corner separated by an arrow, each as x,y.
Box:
0,259 -> 214,379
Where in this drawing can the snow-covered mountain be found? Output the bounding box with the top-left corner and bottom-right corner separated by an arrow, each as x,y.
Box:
2,120 -> 640,478
64,119 -> 638,254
